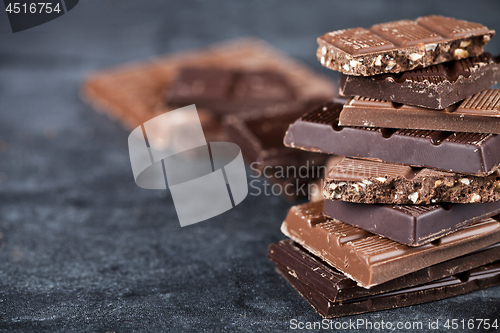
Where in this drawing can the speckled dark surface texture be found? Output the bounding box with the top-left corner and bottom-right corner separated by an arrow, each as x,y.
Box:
1,1 -> 499,332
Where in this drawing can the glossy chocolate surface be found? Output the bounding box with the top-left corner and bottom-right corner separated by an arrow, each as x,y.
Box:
317,16 -> 494,76
339,89 -> 500,134
339,53 -> 500,109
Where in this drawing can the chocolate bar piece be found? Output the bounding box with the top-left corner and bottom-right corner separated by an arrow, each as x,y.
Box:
280,201 -> 500,287
223,103 -> 325,166
276,260 -> 500,318
284,99 -> 500,176
339,53 -> 500,109
323,156 -> 500,204
223,103 -> 328,201
322,198 -> 500,246
82,38 -> 336,140
268,239 -> 500,303
339,89 -> 500,134
166,68 -> 297,114
317,16 -> 494,76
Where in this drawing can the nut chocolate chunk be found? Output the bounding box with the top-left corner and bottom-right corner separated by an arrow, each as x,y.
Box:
339,53 -> 500,109
317,16 -> 494,76
284,99 -> 500,176
280,200 -> 500,288
339,89 -> 500,134
323,156 -> 500,204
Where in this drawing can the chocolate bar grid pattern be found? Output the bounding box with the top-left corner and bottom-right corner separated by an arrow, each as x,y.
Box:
461,89 -> 500,113
302,102 -> 492,146
327,17 -> 490,55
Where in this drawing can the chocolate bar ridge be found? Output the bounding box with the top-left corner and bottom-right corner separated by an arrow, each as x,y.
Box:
317,16 -> 494,76
339,89 -> 500,134
267,240 -> 500,303
339,53 -> 500,109
323,156 -> 500,204
283,100 -> 500,175
280,201 -> 500,288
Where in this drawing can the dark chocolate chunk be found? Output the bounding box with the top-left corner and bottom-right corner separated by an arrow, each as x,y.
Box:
339,89 -> 500,134
268,239 -> 500,303
284,99 -> 500,176
322,198 -> 500,246
223,103 -> 328,201
339,53 -> 500,109
317,16 -> 495,76
280,200 -> 500,287
275,260 -> 500,318
323,156 -> 500,204
223,103 -> 324,166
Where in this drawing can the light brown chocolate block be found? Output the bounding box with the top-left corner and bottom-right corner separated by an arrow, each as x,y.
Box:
317,16 -> 495,76
82,38 -> 336,140
280,200 -> 500,288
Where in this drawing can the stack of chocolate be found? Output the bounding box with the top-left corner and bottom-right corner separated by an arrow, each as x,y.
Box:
268,15 -> 500,318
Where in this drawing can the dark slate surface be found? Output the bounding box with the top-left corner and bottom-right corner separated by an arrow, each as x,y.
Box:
1,1 -> 499,332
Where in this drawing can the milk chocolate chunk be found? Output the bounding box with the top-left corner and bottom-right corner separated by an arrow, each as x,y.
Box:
167,68 -> 297,114
268,240 -> 500,303
280,201 -> 500,288
275,260 -> 500,318
339,89 -> 500,134
284,100 -> 500,176
322,198 -> 500,246
317,16 -> 494,76
82,38 -> 336,141
339,53 -> 500,109
323,156 -> 500,204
